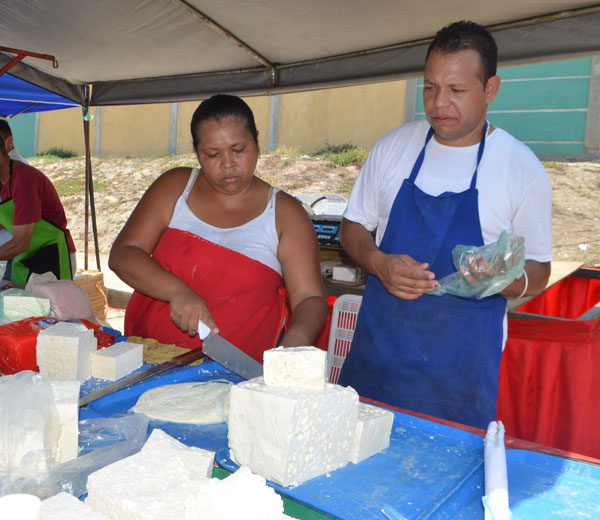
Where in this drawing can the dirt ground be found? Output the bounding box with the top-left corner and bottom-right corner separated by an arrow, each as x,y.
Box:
31,154 -> 600,267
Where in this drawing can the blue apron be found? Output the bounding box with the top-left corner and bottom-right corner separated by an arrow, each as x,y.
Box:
338,123 -> 506,429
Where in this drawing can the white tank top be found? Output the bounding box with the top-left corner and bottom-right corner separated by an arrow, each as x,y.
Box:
168,168 -> 282,276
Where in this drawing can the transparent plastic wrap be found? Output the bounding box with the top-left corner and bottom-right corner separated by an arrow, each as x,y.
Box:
429,231 -> 525,299
0,288 -> 51,325
0,370 -> 149,499
0,371 -> 60,496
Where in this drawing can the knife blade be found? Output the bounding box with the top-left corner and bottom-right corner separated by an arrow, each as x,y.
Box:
78,347 -> 205,408
198,320 -> 263,380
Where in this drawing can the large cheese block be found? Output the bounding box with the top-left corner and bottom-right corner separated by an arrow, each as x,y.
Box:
86,429 -> 214,519
228,377 -> 359,487
90,341 -> 143,381
36,321 -> 97,381
49,380 -> 81,462
263,346 -> 327,389
41,492 -> 109,519
184,466 -> 285,520
350,403 -> 394,464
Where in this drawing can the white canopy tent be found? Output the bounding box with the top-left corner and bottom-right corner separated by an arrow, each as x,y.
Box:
1,0 -> 599,268
1,1 -> 600,106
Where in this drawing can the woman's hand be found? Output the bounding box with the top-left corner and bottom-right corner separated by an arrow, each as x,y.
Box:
168,287 -> 218,337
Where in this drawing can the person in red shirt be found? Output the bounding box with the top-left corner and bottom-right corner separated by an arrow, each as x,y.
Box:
0,135 -> 75,284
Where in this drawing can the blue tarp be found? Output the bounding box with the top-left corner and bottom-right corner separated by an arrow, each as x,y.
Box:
0,73 -> 79,118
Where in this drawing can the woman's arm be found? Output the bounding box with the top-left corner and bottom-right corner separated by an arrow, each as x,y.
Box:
109,168 -> 216,335
276,192 -> 328,347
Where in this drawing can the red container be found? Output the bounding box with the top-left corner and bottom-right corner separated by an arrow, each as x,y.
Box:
0,317 -> 116,375
498,267 -> 600,458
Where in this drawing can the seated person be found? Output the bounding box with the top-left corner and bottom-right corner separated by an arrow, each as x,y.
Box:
109,95 -> 328,362
0,135 -> 75,284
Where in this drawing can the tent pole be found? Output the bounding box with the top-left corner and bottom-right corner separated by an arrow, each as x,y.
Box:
82,103 -> 101,272
83,109 -> 90,270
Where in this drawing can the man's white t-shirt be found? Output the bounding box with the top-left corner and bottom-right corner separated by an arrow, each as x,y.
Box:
344,119 -> 553,347
345,119 -> 552,262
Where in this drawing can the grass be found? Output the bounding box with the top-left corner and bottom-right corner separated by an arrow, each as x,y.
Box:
55,178 -> 109,197
312,143 -> 369,167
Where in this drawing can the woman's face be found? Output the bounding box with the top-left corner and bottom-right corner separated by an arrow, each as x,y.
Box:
195,115 -> 259,194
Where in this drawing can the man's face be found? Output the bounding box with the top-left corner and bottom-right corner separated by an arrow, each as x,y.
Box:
423,49 -> 499,147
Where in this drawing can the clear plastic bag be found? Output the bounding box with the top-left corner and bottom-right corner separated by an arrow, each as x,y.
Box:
429,231 -> 525,299
0,288 -> 51,325
0,370 -> 149,499
0,371 -> 60,496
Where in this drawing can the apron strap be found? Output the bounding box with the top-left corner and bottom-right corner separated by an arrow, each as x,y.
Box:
409,121 -> 489,190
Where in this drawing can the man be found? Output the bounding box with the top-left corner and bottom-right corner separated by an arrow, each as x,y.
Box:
0,119 -> 29,164
338,21 -> 552,429
0,135 -> 75,284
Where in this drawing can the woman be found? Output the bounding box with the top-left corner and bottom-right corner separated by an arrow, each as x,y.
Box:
109,95 -> 328,362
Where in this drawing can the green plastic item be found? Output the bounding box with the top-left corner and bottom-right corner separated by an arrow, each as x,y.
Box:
429,230 -> 526,299
0,199 -> 73,285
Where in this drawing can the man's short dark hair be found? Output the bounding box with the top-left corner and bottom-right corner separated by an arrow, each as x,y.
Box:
0,136 -> 6,156
426,20 -> 497,84
0,119 -> 12,139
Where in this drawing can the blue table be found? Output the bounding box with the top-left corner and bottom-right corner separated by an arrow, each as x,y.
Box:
80,362 -> 600,519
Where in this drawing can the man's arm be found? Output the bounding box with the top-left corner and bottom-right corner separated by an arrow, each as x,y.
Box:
0,223 -> 34,260
500,260 -> 551,300
340,218 -> 437,300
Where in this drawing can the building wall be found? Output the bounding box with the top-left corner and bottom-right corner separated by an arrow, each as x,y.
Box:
3,112 -> 36,157
277,81 -> 406,153
37,106 -> 96,156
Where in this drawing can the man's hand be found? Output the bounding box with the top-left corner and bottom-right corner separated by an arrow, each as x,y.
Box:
375,253 -> 438,300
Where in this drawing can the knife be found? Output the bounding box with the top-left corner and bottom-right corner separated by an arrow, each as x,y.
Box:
198,320 -> 263,381
78,347 -> 205,407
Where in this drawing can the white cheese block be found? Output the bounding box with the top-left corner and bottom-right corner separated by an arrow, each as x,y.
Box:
49,380 -> 81,462
332,264 -> 357,283
141,428 -> 215,477
86,429 -> 215,520
41,492 -> 109,519
90,342 -> 143,381
228,377 -> 359,487
2,289 -> 50,320
263,346 -> 327,389
184,466 -> 284,520
0,493 -> 41,520
36,321 -> 97,381
350,403 -> 394,464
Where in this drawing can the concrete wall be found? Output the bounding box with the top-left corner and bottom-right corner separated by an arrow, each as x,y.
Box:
33,80 -> 408,158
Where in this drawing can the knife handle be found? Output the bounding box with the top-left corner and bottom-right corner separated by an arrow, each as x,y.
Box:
197,319 -> 211,340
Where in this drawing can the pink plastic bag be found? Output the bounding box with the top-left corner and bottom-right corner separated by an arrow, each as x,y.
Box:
25,273 -> 95,322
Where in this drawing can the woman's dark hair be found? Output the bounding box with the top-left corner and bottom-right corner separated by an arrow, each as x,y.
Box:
191,94 -> 258,149
426,20 -> 497,84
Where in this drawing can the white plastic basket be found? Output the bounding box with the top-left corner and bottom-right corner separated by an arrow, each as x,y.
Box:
327,294 -> 362,384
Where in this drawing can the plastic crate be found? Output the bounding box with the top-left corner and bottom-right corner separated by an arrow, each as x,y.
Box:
327,294 -> 362,383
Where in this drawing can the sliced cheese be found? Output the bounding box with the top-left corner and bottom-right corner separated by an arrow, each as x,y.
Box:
350,403 -> 394,464
133,381 -> 231,424
90,342 -> 143,381
49,380 -> 80,463
0,493 -> 41,520
41,492 -> 109,520
263,346 -> 327,389
228,377 -> 358,487
36,322 -> 97,381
